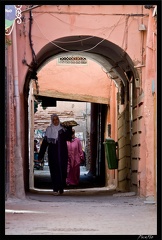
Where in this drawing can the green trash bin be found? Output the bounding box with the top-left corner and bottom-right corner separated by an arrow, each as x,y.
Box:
103,138 -> 118,169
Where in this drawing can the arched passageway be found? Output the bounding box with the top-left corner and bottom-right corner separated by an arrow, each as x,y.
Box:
24,35 -> 139,193
5,4 -> 157,202
25,35 -> 138,89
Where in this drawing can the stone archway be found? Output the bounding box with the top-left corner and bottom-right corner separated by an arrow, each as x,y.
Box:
24,35 -> 139,192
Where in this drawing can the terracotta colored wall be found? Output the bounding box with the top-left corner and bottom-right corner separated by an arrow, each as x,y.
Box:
6,39 -> 16,197
138,9 -> 157,200
106,80 -> 118,186
6,5 -> 157,199
36,58 -> 111,104
16,5 -> 149,92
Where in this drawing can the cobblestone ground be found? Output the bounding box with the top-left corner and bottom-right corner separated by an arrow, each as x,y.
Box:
5,188 -> 157,236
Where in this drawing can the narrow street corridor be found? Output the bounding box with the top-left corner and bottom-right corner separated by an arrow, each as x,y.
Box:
4,4 -> 159,237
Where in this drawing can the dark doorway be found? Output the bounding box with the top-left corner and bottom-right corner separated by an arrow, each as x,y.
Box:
33,100 -> 107,190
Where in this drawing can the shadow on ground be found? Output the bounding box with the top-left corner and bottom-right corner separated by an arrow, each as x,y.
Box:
34,166 -> 105,190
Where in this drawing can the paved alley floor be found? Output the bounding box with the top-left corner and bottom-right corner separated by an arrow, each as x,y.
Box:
5,187 -> 157,236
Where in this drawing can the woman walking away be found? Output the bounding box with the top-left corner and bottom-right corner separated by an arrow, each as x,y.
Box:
38,114 -> 72,195
66,129 -> 84,186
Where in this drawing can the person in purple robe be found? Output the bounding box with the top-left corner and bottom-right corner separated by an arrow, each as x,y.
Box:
66,129 -> 84,186
38,114 -> 72,195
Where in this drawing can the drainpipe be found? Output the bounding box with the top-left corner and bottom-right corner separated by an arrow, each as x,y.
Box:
12,24 -> 25,199
129,76 -> 133,187
129,76 -> 133,140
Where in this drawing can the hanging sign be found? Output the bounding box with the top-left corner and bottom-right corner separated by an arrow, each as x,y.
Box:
5,5 -> 22,35
5,5 -> 16,30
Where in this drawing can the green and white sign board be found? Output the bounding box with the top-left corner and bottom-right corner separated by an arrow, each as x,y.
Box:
5,5 -> 16,30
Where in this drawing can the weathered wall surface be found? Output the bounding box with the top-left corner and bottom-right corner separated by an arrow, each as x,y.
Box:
35,58 -> 111,104
16,5 -> 149,92
5,5 -> 157,199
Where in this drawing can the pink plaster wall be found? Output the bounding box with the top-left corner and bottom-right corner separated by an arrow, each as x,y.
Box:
36,58 -> 111,103
16,5 -> 149,92
139,9 -> 157,199
106,80 -> 118,186
6,40 -> 16,197
6,5 -> 157,198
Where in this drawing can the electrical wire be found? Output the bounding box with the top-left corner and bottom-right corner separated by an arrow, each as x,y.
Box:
52,36 -> 95,44
28,9 -> 120,32
33,18 -> 94,43
33,15 -> 125,53
29,10 -> 37,63
48,12 -> 127,33
121,16 -> 134,50
33,11 -> 126,39
30,9 -> 141,53
21,5 -> 43,13
33,18 -> 102,52
32,9 -> 148,17
48,12 -> 123,31
32,11 -> 139,50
